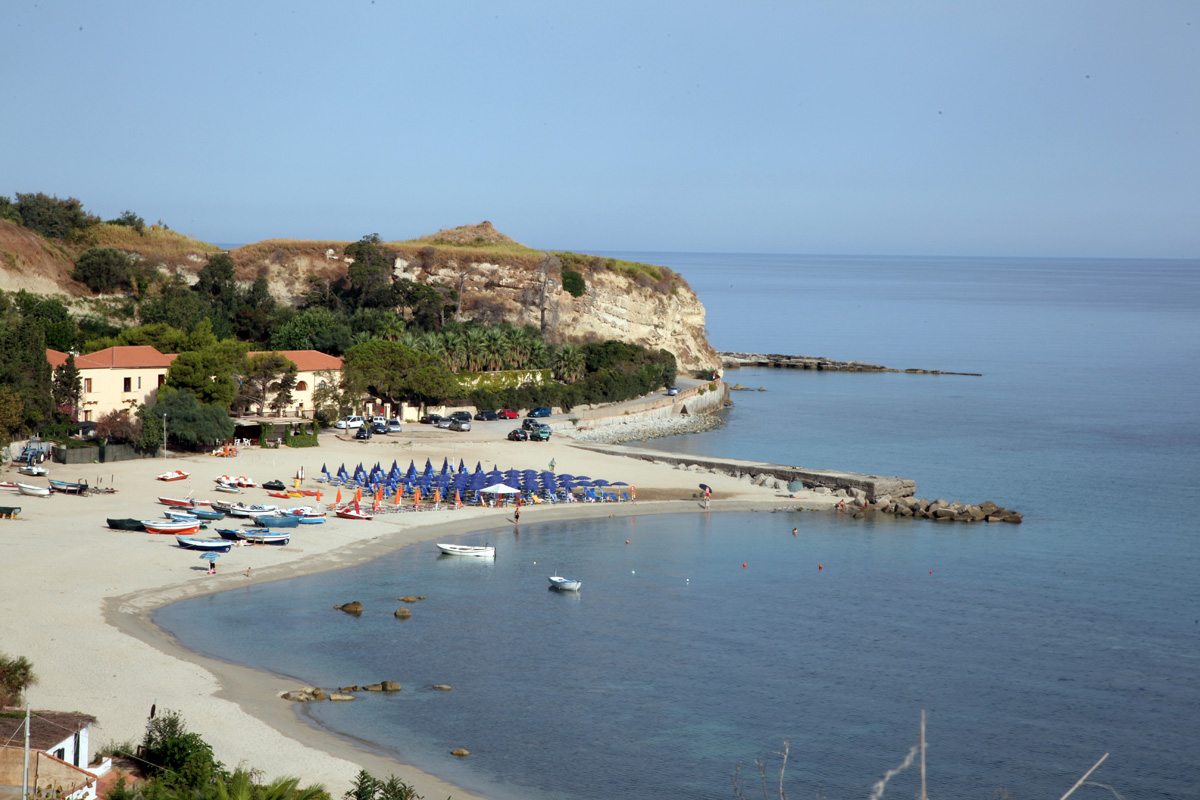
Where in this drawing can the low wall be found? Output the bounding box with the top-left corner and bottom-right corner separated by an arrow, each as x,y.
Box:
563,380 -> 728,431
53,443 -> 156,464
570,442 -> 915,501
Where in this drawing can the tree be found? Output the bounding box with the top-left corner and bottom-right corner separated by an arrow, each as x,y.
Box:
94,409 -> 140,443
342,340 -> 456,410
310,369 -> 355,423
73,247 -> 135,292
344,769 -> 420,800
270,307 -> 353,354
0,388 -> 24,449
345,234 -> 396,309
15,290 -> 77,352
0,652 -> 37,707
13,192 -> 100,239
109,210 -> 146,234
140,282 -> 211,332
0,314 -> 53,431
236,352 -> 298,415
52,354 -> 83,421
553,344 -> 586,383
167,337 -> 249,409
561,268 -> 586,298
147,387 -> 234,448
140,709 -> 222,789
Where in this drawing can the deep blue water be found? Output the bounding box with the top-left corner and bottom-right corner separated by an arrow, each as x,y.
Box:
156,254 -> 1200,800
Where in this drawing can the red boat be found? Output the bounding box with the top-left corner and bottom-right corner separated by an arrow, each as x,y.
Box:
334,502 -> 373,521
143,521 -> 201,535
157,470 -> 190,482
159,496 -> 196,508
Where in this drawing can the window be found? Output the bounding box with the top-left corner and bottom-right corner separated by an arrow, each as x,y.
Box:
158,374 -> 165,387
83,378 -> 92,392
83,410 -> 91,422
123,377 -> 132,392
296,381 -> 308,391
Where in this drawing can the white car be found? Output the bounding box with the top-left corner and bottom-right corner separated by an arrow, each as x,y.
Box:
335,415 -> 365,429
369,415 -> 387,428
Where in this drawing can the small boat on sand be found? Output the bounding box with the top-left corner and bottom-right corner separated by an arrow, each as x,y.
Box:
107,518 -> 146,531
437,543 -> 496,558
213,483 -> 242,494
18,483 -> 51,497
160,496 -> 196,508
142,520 -> 201,535
18,465 -> 48,477
157,470 -> 190,482
249,513 -> 299,528
175,536 -> 233,552
548,575 -> 581,591
222,503 -> 278,518
49,478 -> 88,495
191,508 -> 226,521
335,506 -> 374,521
262,480 -> 287,491
237,530 -> 290,545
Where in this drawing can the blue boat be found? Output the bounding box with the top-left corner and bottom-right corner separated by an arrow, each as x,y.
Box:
249,514 -> 300,528
175,536 -> 233,553
192,508 -> 226,521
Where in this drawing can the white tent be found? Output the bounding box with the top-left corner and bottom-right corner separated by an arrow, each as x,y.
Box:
480,483 -> 520,494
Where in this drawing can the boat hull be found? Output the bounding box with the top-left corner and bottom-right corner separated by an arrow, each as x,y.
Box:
18,484 -> 51,497
249,514 -> 300,528
437,543 -> 496,558
143,523 -> 201,535
48,479 -> 88,495
548,576 -> 581,591
236,531 -> 290,545
157,471 -> 190,482
107,518 -> 146,531
159,497 -> 196,508
175,536 -> 233,552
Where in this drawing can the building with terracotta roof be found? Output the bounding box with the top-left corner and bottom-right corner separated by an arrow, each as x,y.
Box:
47,347 -> 178,422
245,350 -> 343,418
0,710 -> 102,800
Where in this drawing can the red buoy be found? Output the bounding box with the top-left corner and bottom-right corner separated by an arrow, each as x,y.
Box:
743,562 -> 747,568
818,564 -> 822,570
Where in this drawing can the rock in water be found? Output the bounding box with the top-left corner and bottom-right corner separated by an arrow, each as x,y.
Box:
394,607 -> 413,618
335,601 -> 363,615
451,748 -> 470,757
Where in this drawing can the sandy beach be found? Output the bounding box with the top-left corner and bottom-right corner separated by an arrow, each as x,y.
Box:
1,429 -> 836,799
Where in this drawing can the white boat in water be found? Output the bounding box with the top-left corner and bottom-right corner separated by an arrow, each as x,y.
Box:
437,543 -> 496,558
548,575 -> 582,591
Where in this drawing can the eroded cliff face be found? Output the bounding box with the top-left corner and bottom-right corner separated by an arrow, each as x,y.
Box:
239,245 -> 719,372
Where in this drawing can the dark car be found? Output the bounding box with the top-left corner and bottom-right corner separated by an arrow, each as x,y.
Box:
529,423 -> 552,441
521,418 -> 542,431
474,409 -> 498,421
354,426 -> 372,440
420,414 -> 444,425
449,411 -> 472,422
507,428 -> 529,441
527,406 -> 551,417
497,408 -> 519,419
370,421 -> 388,434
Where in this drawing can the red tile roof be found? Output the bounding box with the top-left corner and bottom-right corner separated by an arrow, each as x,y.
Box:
45,346 -> 177,370
247,350 -> 343,372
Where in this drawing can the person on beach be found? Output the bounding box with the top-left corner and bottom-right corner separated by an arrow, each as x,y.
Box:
703,487 -> 711,510
245,567 -> 252,577
549,458 -> 556,473
792,527 -> 798,536
514,506 -> 520,524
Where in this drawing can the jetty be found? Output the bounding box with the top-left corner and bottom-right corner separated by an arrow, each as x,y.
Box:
719,351 -> 981,376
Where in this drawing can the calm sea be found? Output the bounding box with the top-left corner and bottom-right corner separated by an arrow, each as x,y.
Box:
156,254 -> 1200,800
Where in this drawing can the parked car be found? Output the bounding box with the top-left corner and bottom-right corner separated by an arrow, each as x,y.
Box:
529,423 -> 552,441
387,418 -> 402,433
527,406 -> 551,417
449,411 -> 472,422
436,416 -> 453,429
370,421 -> 388,434
449,418 -> 472,432
474,409 -> 498,421
521,418 -> 542,431
370,415 -> 387,427
354,426 -> 372,440
507,428 -> 529,441
420,414 -> 444,425
336,415 -> 365,429
666,386 -> 680,396
497,408 -> 519,419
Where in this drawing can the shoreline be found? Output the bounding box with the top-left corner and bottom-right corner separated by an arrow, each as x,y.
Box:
2,432 -> 838,800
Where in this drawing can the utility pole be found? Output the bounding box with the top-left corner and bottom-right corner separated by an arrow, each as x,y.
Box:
22,703 -> 30,800
162,413 -> 168,458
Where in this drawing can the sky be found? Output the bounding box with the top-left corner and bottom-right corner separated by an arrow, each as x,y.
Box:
3,1 -> 1198,258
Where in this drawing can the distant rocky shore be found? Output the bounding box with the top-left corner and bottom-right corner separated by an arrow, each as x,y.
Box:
719,351 -> 981,376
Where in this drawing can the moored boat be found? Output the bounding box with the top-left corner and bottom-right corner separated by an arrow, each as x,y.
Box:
225,503 -> 278,518
249,513 -> 299,528
48,478 -> 89,495
213,483 -> 242,494
437,543 -> 496,558
17,483 -> 51,497
18,465 -> 48,477
237,530 -> 290,545
159,496 -> 196,508
175,536 -> 233,552
157,470 -> 190,482
214,528 -> 242,541
107,518 -> 146,531
191,508 -> 226,521
142,520 -> 201,535
548,575 -> 582,591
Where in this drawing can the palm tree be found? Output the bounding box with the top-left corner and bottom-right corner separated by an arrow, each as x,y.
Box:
0,652 -> 36,706
443,330 -> 466,373
170,768 -> 326,800
464,326 -> 487,372
553,344 -> 586,383
482,327 -> 507,372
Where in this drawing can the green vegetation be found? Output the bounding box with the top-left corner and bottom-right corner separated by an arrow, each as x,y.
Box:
561,268 -> 586,297
72,247 -> 139,292
0,652 -> 37,707
3,192 -> 100,239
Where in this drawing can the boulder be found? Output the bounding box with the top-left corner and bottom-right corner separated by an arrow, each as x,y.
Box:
757,386 -> 766,391
310,688 -> 328,700
381,681 -> 402,692
772,479 -> 785,490
432,684 -> 452,691
335,601 -> 363,615
364,683 -> 384,692
329,693 -> 355,701
966,505 -> 986,521
281,691 -> 313,702
397,596 -> 423,603
896,504 -> 913,517
979,501 -> 999,514
932,507 -> 957,519
395,608 -> 413,618
451,749 -> 471,757
339,685 -> 361,693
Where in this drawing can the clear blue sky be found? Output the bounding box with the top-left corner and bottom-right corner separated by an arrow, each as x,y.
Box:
4,2 -> 1197,258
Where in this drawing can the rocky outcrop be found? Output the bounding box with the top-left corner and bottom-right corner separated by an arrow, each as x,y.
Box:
719,351 -> 981,377
451,748 -> 470,757
334,601 -> 363,615
867,496 -> 1022,523
394,607 -> 413,619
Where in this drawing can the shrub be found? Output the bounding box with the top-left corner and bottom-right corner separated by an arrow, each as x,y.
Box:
139,709 -> 221,787
13,192 -> 100,239
561,269 -> 586,297
73,247 -> 135,293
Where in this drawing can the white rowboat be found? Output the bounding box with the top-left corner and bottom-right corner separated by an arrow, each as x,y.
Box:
548,576 -> 582,591
437,543 -> 496,558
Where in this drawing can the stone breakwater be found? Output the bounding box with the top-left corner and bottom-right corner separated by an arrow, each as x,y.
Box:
719,351 -> 982,376
818,487 -> 1023,523
567,412 -> 725,444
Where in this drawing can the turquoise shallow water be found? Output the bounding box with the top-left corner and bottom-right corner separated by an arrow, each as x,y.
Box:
156,254 -> 1200,799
